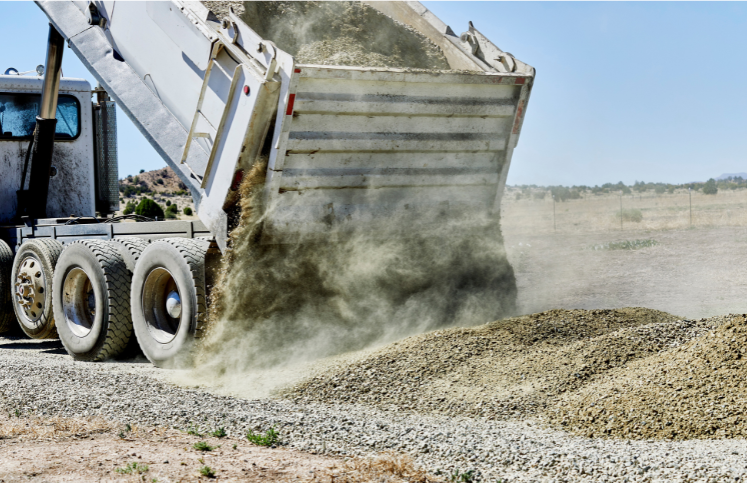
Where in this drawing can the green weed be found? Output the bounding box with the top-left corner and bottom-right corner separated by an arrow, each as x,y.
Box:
194,441 -> 216,451
209,427 -> 227,438
200,465 -> 216,478
115,462 -> 149,475
246,426 -> 279,446
118,423 -> 132,439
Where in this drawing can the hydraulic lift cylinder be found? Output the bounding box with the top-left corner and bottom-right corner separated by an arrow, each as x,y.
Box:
20,24 -> 64,220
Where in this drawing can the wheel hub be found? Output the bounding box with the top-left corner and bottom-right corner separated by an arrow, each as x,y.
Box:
165,290 -> 181,319
14,256 -> 46,321
62,267 -> 96,338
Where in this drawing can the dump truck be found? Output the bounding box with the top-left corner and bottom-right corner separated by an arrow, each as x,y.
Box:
0,1 -> 534,367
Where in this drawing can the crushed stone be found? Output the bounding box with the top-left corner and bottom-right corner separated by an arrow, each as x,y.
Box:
283,308 -> 703,420
203,1 -> 451,69
547,313 -> 747,440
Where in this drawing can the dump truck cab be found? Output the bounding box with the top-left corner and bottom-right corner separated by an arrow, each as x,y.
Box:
0,74 -> 97,223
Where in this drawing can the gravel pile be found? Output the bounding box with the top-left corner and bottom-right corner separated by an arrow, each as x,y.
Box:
284,308 -> 701,420
548,314 -> 747,440
5,338 -> 747,481
203,1 -> 451,70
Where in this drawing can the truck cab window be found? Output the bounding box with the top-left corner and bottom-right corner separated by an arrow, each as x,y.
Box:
0,93 -> 80,140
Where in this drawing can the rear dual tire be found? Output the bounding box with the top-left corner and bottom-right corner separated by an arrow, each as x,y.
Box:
131,238 -> 209,368
53,240 -> 132,361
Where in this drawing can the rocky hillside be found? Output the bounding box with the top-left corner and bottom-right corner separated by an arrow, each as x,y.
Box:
119,167 -> 188,196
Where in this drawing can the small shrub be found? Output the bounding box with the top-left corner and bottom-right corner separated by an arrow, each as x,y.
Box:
135,198 -> 165,220
200,466 -> 216,478
185,425 -> 202,437
165,210 -> 177,219
183,207 -> 193,216
615,208 -> 643,223
587,239 -> 658,251
246,426 -> 279,446
156,178 -> 164,185
139,169 -> 145,173
133,175 -> 139,185
210,427 -> 227,438
532,191 -> 546,200
123,201 -> 136,215
193,441 -> 216,451
165,200 -> 171,206
167,203 -> 178,213
115,462 -> 149,475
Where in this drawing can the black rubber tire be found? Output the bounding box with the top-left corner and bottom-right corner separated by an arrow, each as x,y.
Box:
131,238 -> 209,367
11,239 -> 63,339
111,237 -> 149,274
53,240 -> 132,361
0,239 -> 15,333
110,237 -> 150,359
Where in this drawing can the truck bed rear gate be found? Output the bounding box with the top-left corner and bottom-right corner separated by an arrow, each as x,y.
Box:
262,67 -> 529,242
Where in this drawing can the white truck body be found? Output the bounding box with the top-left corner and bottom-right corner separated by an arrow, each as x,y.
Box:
36,0 -> 534,249
0,76 -> 95,223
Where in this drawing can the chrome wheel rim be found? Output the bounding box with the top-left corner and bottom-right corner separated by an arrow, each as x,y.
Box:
14,256 -> 46,322
62,267 -> 95,337
142,268 -> 181,344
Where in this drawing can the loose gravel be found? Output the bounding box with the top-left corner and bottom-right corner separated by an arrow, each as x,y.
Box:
283,308 -> 703,420
550,313 -> 747,441
4,321 -> 747,482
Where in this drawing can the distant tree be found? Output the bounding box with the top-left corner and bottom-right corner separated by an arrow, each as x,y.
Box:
183,207 -> 193,216
139,169 -> 145,173
655,185 -> 666,194
702,178 -> 718,195
123,201 -> 137,215
135,198 -> 165,219
550,186 -> 581,202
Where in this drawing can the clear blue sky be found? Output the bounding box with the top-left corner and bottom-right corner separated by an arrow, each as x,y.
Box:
3,1 -> 746,186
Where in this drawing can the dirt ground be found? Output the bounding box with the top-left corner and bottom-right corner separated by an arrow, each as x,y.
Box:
0,413 -> 342,482
504,225 -> 747,319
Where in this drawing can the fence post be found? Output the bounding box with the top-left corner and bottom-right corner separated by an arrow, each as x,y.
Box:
553,196 -> 556,233
689,187 -> 692,227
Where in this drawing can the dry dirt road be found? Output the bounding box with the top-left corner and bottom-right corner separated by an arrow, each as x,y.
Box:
504,225 -> 747,319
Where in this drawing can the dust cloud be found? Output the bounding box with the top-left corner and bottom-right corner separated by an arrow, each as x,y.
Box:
173,158 -> 516,398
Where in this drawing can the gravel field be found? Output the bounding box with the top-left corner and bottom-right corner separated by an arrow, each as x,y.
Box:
4,335 -> 747,482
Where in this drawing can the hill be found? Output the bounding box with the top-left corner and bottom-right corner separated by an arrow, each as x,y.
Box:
119,167 -> 188,196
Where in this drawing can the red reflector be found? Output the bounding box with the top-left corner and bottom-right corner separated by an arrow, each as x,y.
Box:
294,68 -> 301,73
515,77 -> 526,85
230,169 -> 244,191
286,94 -> 296,115
243,85 -> 250,95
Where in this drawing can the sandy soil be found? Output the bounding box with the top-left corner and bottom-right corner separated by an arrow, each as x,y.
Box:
503,225 -> 747,319
0,413 -> 341,482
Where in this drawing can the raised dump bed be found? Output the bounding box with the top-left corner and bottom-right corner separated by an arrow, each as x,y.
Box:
227,1 -> 535,242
